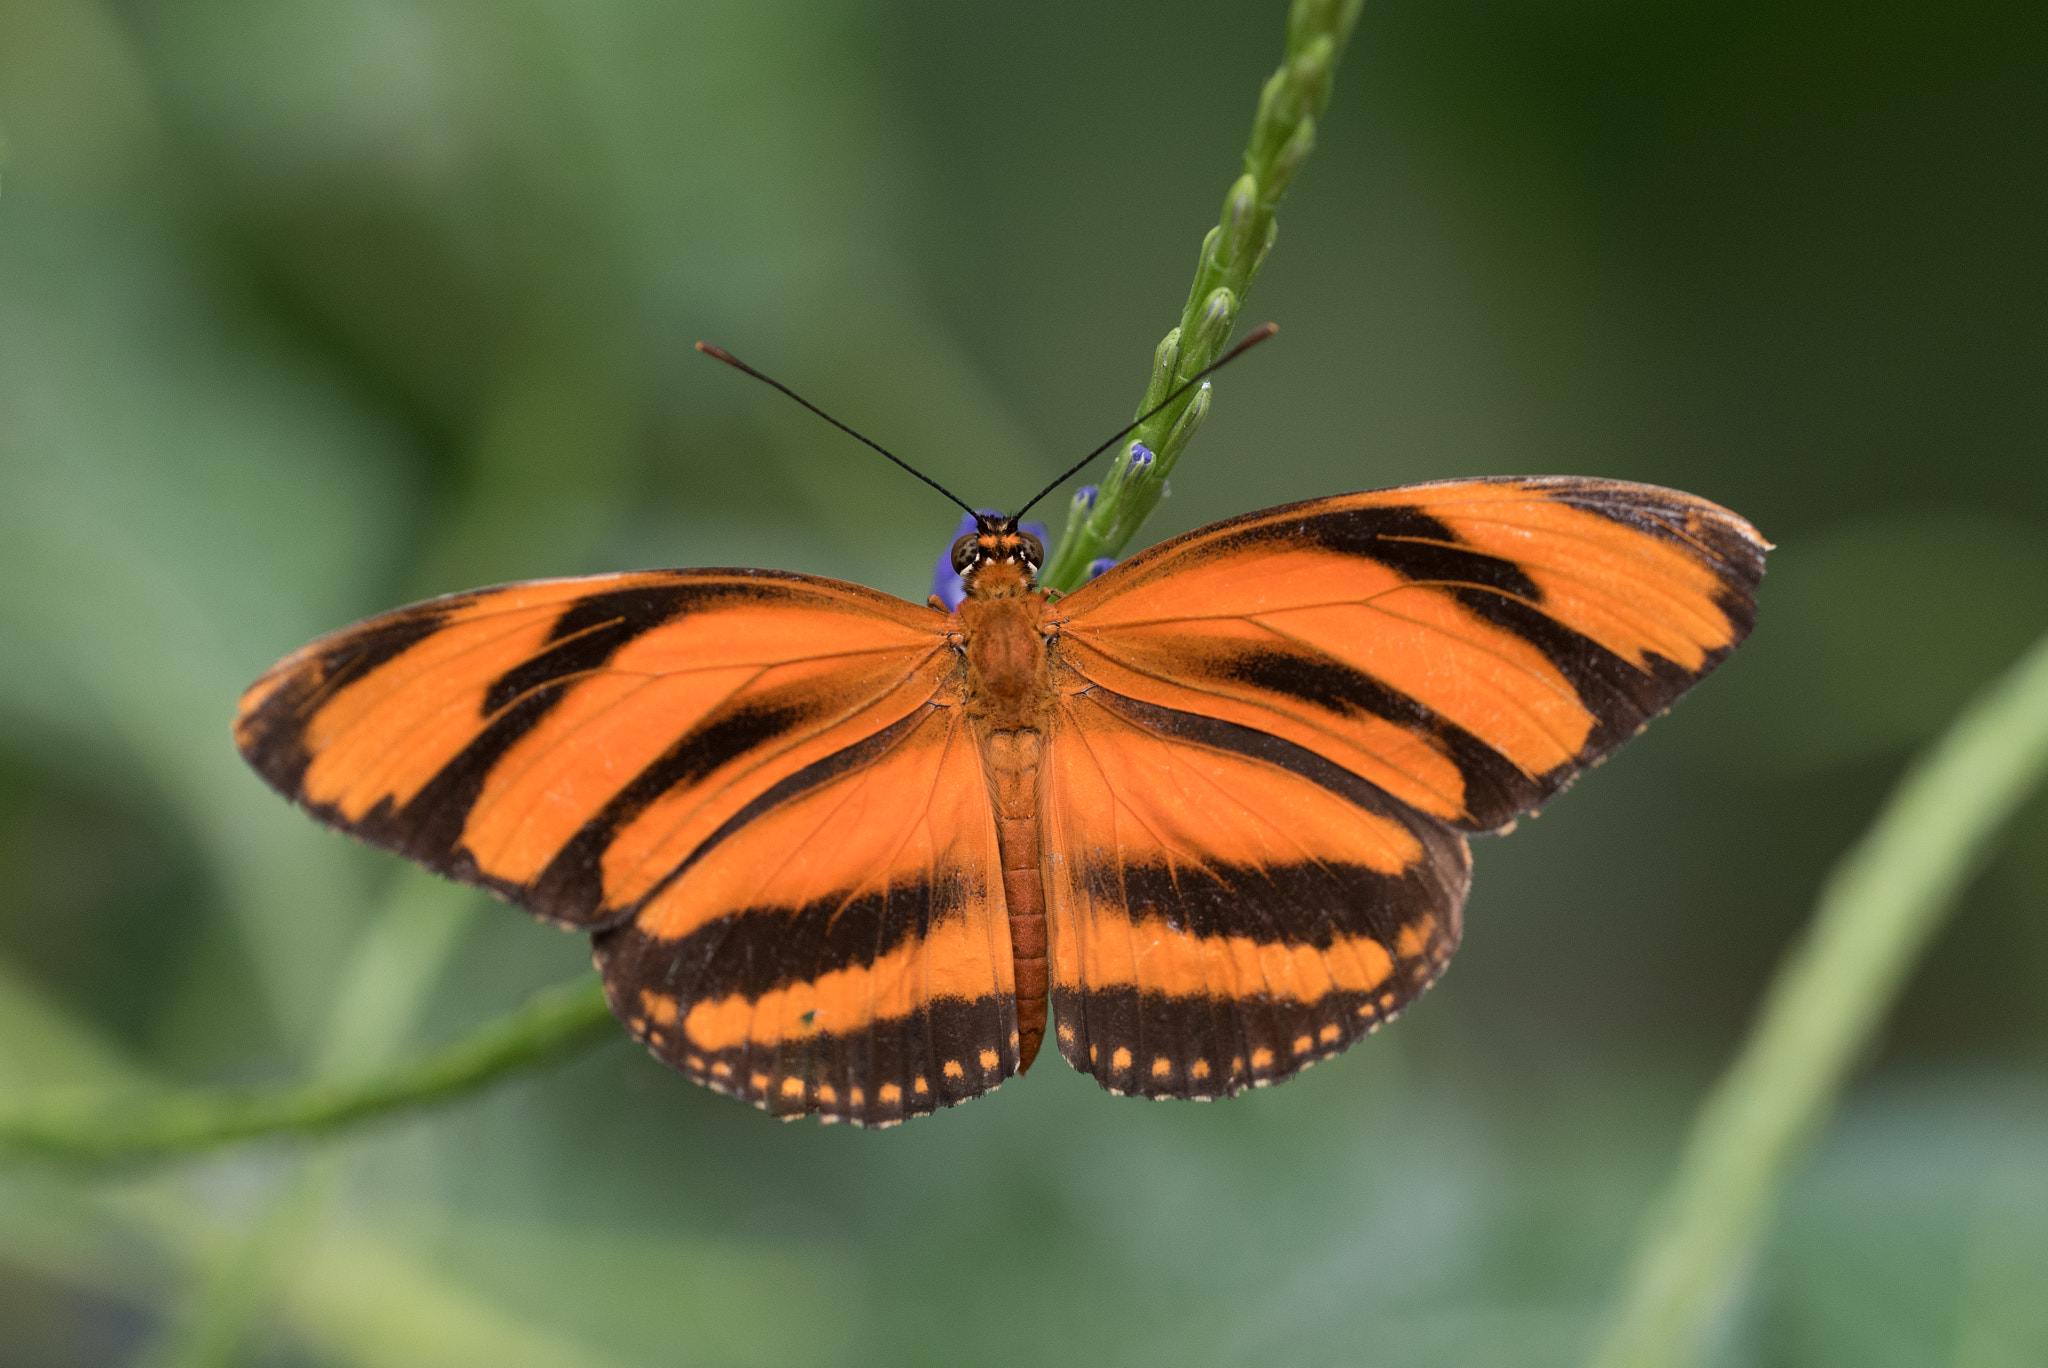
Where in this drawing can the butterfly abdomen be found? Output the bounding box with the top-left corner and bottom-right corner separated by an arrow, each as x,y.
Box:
984,728 -> 1048,1070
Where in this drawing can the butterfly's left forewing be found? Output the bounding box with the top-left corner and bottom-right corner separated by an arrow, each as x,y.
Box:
236,568 -> 1017,1124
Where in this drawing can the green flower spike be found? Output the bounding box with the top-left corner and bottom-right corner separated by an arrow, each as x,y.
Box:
1039,0 -> 1363,591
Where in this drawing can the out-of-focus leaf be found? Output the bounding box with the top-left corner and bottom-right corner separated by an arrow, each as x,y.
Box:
276,1229 -> 629,1368
1760,1080 -> 2048,1368
0,1170 -> 171,1320
0,4 -> 419,1048
114,0 -> 1047,595
423,1221 -> 864,1368
314,871 -> 485,1083
0,957 -> 141,1094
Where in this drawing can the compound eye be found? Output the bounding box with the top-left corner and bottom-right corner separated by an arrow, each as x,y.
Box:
950,534 -> 979,575
1017,531 -> 1045,570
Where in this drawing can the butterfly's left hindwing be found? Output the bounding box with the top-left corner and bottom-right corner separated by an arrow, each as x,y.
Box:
236,569 -> 1017,1124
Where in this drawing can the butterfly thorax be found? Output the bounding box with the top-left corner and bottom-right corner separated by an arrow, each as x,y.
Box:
957,564 -> 1054,729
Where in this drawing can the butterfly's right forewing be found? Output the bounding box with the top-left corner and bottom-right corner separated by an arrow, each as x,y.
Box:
1053,478 -> 1767,834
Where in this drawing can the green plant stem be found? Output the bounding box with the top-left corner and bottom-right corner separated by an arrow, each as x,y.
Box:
1590,629 -> 2048,1368
1039,0 -> 1363,591
0,977 -> 614,1165
143,871 -> 483,1368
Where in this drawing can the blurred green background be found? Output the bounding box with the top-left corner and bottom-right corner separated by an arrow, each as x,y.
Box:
2,0 -> 2045,1364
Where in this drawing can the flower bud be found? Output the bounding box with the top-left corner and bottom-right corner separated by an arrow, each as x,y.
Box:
1288,34 -> 1335,117
1218,175 -> 1260,268
1266,115 -> 1316,202
1140,331 -> 1180,415
1159,383 -> 1211,466
1188,288 -> 1237,367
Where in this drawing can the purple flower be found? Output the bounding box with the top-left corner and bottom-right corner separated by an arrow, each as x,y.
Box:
929,510 -> 1050,610
1085,558 -> 1118,580
1126,443 -> 1155,472
1074,484 -> 1099,510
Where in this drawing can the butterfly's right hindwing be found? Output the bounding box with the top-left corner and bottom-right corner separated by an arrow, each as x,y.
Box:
1041,685 -> 1469,1099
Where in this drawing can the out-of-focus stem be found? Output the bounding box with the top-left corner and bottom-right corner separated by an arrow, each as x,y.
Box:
1590,630 -> 2048,1368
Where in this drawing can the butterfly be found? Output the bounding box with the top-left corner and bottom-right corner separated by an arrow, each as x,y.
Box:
235,341 -> 1767,1128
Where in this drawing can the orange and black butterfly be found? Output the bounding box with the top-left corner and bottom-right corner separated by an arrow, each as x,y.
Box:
235,339 -> 1766,1127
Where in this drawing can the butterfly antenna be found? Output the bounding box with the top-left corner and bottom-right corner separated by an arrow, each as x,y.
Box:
695,342 -> 977,517
1013,322 -> 1279,520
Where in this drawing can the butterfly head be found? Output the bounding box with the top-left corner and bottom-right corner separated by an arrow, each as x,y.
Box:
950,512 -> 1044,597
